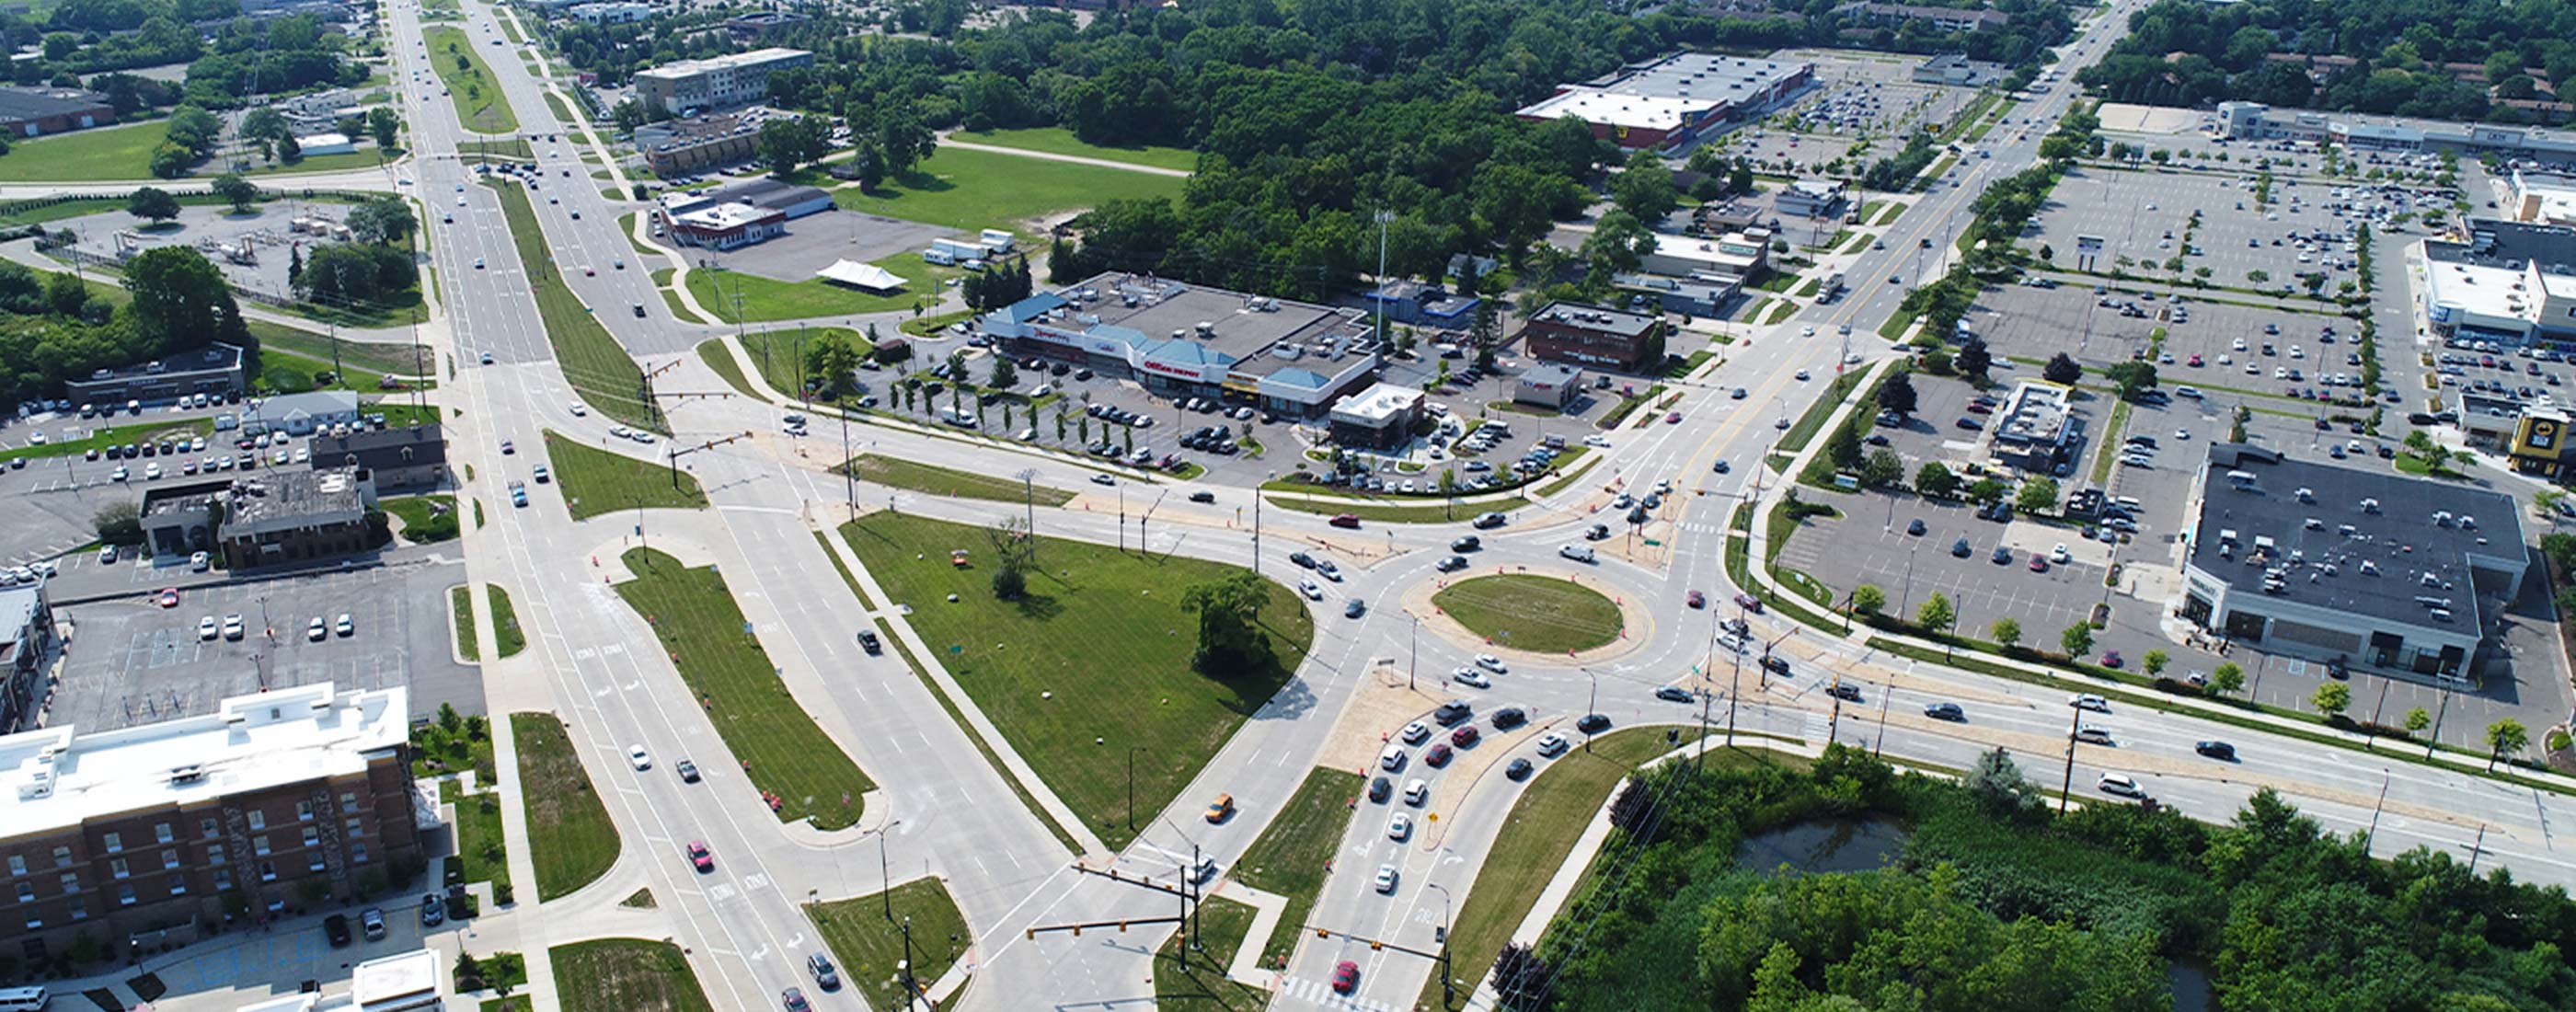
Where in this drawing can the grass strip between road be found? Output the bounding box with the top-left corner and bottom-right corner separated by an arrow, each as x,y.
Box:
511,713 -> 621,902
548,938 -> 712,1012
841,512 -> 1311,851
811,530 -> 1084,856
694,339 -> 766,404
492,182 -> 660,431
1152,895 -> 1265,1009
488,584 -> 526,659
1777,370 -> 1864,454
2088,398 -> 2133,484
543,431 -> 707,520
424,25 -> 521,134
1432,575 -> 1624,654
615,547 -> 875,830
805,878 -> 971,1011
441,778 -> 507,888
1231,767 -> 1364,968
1420,729 -> 1750,1011
840,453 -> 1075,506
451,584 -> 478,661
1263,492 -> 1532,524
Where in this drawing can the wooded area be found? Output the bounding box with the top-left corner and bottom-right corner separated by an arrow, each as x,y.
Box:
2081,0 -> 2576,123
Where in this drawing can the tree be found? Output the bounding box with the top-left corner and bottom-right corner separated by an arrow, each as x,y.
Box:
210,173 -> 258,213
1860,448 -> 1903,489
1824,419 -> 1864,470
150,142 -> 194,179
126,186 -> 181,223
237,107 -> 289,160
1876,371 -> 1918,418
2404,706 -> 2432,738
2143,650 -> 2168,678
1850,584 -> 1886,615
757,114 -> 830,177
1580,209 -> 1655,277
1916,462 -> 1958,499
1964,747 -> 2039,816
2210,662 -> 2245,696
2041,351 -> 2083,385
1491,942 -> 1555,1012
94,500 -> 142,546
2102,361 -> 2158,400
2312,683 -> 2351,720
1954,338 -> 1992,379
368,107 -> 400,151
347,196 -> 416,246
803,332 -> 863,400
2060,622 -> 2094,658
125,246 -> 246,345
1989,617 -> 2021,650
1609,148 -> 1678,224
989,356 -> 1017,390
1180,571 -> 1271,675
2486,719 -> 2528,771
2017,477 -> 2059,513
1915,592 -> 1954,636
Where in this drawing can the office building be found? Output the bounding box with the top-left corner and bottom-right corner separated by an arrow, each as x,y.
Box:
1614,272 -> 1736,316
0,585 -> 53,735
1776,178 -> 1846,219
1327,383 -> 1424,450
2419,218 -> 2576,348
1516,301 -> 1666,371
2179,444 -> 2524,680
1833,2 -> 2010,32
241,391 -> 362,437
1358,281 -> 1480,328
0,683 -> 424,960
1514,363 -> 1586,408
143,468 -> 376,569
981,273 -> 1385,417
653,177 -> 834,249
305,424 -> 447,493
726,9 -> 806,40
632,48 -> 811,115
638,112 -> 761,176
1639,229 -> 1769,280
1516,52 -> 1813,151
568,1 -> 650,23
65,344 -> 246,409
1913,52 -> 1977,86
0,86 -> 115,138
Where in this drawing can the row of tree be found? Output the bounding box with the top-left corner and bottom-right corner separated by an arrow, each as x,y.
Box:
0,243 -> 250,413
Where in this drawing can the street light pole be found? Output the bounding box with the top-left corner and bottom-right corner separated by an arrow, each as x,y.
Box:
2058,701 -> 2082,813
1409,615 -> 1419,692
1583,669 -> 1598,753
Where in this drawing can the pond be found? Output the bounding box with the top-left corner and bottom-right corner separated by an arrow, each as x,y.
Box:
2168,959 -> 2214,1012
1735,816 -> 1910,875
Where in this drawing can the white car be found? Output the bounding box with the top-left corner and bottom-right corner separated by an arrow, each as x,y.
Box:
1582,433 -> 1612,448
1374,863 -> 1398,893
1399,720 -> 1431,744
1298,580 -> 1323,601
629,431 -> 657,444
1475,655 -> 1507,673
609,425 -> 631,438
2076,725 -> 2115,745
627,744 -> 651,770
1386,813 -> 1412,842
222,615 -> 244,640
335,614 -> 354,637
1403,778 -> 1428,806
198,616 -> 218,640
306,616 -> 327,641
190,551 -> 210,571
2097,773 -> 2146,798
569,402 -> 588,416
1453,668 -> 1490,689
2069,693 -> 2110,712
1535,732 -> 1570,757
2050,544 -> 2070,564
1316,560 -> 1341,581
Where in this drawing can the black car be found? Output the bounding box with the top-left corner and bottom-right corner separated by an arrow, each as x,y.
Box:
1923,702 -> 1964,721
1575,713 -> 1612,733
2195,740 -> 2237,761
856,629 -> 881,654
1290,551 -> 1317,569
1505,758 -> 1534,781
1189,490 -> 1216,503
1655,686 -> 1695,704
323,914 -> 352,948
1450,535 -> 1481,552
1344,600 -> 1366,618
1369,776 -> 1391,802
1492,707 -> 1527,730
1759,655 -> 1790,675
1434,700 -> 1474,726
676,759 -> 700,782
1907,518 -> 1926,536
1951,537 -> 1972,558
1826,683 -> 1863,703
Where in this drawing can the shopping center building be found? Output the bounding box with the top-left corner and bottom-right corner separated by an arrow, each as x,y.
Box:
979,273 -> 1385,417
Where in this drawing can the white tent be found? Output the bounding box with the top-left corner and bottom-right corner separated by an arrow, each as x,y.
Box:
815,259 -> 905,293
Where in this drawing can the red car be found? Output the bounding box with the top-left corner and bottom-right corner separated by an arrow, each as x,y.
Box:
157,588 -> 179,608
2099,651 -> 2124,669
1451,725 -> 1479,747
1734,592 -> 1764,614
1966,402 -> 1995,414
2187,353 -> 2204,366
685,841 -> 713,873
2028,557 -> 2049,572
1425,742 -> 1453,766
1333,960 -> 1360,994
1665,411 -> 1683,424
1686,590 -> 1706,609
1328,513 -> 1361,529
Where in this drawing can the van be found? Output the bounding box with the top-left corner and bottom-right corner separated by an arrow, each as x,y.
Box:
0,986 -> 48,1011
1540,433 -> 1566,450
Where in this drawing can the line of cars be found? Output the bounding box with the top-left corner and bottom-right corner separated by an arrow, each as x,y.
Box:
625,741 -> 840,1010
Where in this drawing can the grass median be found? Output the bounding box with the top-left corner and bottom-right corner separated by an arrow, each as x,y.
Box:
737,328 -> 869,398
425,25 -> 520,134
841,512 -> 1311,850
841,453 -> 1074,506
494,183 -> 658,431
804,878 -> 970,1011
1262,491 -> 1532,524
451,585 -> 478,661
1432,575 -> 1623,654
549,939 -> 712,1012
1152,895 -> 1264,1009
615,548 -> 874,830
488,585 -> 526,658
544,431 -> 706,520
1232,767 -> 1364,967
512,713 -> 620,902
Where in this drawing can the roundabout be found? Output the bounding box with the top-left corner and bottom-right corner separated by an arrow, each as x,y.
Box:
1426,571 -> 1636,656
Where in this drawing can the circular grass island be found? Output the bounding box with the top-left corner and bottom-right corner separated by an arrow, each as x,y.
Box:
1431,574 -> 1624,654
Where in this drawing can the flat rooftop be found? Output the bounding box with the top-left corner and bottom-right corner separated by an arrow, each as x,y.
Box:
635,47 -> 809,80
1526,301 -> 1660,338
1330,382 -> 1421,425
1518,90 -> 1713,132
1994,380 -> 2070,445
227,467 -> 368,526
1064,273 -> 1371,378
1578,52 -> 1808,104
2189,447 -> 2524,632
0,683 -> 407,839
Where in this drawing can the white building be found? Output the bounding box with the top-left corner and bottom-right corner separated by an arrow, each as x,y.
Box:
567,1 -> 650,23
633,47 -> 812,115
1776,178 -> 1846,218
2419,219 -> 2576,348
2506,169 -> 2576,225
238,948 -> 444,1011
292,132 -> 356,156
1639,229 -> 1768,280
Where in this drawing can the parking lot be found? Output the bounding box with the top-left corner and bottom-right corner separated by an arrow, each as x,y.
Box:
1778,496 -> 2105,648
52,559 -> 484,730
693,207 -> 960,283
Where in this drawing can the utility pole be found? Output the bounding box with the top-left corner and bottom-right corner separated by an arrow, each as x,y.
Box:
1018,469 -> 1039,560
2058,700 -> 2082,813
899,915 -> 923,1010
2364,770 -> 2391,850
1409,615 -> 1419,691
838,395 -> 855,523
1373,210 -> 1394,343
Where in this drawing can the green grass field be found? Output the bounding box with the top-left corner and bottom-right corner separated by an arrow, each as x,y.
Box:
426,26 -> 520,134
0,121 -> 166,181
686,254 -> 954,323
384,494 -> 459,543
240,147 -> 393,178
804,879 -> 970,1010
615,548 -> 875,830
495,183 -> 658,430
488,584 -> 526,658
1431,575 -> 1623,654
542,431 -> 707,520
549,939 -> 713,1012
452,585 -> 478,661
442,779 -> 509,887
1422,730 -> 1742,1011
949,128 -> 1199,173
1152,896 -> 1265,1009
832,146 -> 1187,236
256,325 -> 432,377
1232,768 -> 1364,966
512,712 -> 620,902
841,513 -> 1312,850
842,454 -> 1075,506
